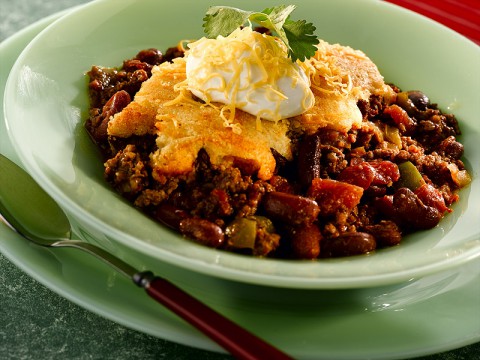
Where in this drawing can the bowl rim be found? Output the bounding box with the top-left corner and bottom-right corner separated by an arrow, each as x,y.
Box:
4,0 -> 480,289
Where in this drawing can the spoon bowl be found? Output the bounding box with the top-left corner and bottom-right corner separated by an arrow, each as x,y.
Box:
0,154 -> 71,243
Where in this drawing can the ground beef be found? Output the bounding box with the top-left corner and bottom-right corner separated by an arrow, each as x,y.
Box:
104,144 -> 149,198
85,47 -> 471,260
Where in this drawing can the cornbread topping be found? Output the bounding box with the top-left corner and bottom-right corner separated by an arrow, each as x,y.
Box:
106,36 -> 394,180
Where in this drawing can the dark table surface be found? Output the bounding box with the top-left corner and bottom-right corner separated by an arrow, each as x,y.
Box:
1,1 -> 479,359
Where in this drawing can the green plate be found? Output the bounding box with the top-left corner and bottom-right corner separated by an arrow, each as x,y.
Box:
1,7 -> 480,360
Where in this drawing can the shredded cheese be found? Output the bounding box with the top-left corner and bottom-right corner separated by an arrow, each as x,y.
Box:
300,40 -> 359,96
182,27 -> 314,126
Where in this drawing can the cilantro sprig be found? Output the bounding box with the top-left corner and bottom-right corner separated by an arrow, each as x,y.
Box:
203,5 -> 319,62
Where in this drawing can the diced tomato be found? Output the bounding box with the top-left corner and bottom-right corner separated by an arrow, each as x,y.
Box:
369,161 -> 400,186
338,160 -> 399,189
337,162 -> 375,190
414,183 -> 450,214
384,104 -> 415,133
307,178 -> 363,216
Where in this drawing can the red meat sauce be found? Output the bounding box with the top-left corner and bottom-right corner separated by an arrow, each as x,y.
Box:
85,46 -> 471,260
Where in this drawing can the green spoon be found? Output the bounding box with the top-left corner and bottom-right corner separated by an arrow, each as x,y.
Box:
0,153 -> 292,360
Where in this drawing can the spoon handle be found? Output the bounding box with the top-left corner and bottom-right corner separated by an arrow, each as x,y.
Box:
133,271 -> 293,360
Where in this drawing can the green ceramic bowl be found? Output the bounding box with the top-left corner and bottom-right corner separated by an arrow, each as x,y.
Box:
5,0 -> 480,288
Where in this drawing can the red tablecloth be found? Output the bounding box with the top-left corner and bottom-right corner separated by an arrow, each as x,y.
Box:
385,0 -> 480,45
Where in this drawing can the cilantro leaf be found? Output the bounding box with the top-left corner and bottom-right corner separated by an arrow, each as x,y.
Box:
250,5 -> 296,51
203,6 -> 253,38
283,19 -> 318,62
202,5 -> 319,62
261,5 -> 296,26
254,5 -> 296,37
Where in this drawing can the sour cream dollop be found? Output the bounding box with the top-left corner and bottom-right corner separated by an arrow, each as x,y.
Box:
185,27 -> 315,122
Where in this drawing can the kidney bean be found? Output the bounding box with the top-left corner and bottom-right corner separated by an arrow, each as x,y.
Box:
297,133 -> 321,189
436,136 -> 464,159
179,218 -> 225,248
263,192 -> 320,226
321,232 -> 376,258
162,46 -> 185,62
122,59 -> 153,74
123,49 -> 163,76
364,220 -> 402,247
134,48 -> 163,65
130,69 -> 149,86
153,203 -> 189,230
393,188 -> 442,230
103,90 -> 131,119
87,90 -> 131,143
288,224 -> 322,259
364,185 -> 387,198
373,195 -> 395,219
398,91 -> 430,111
